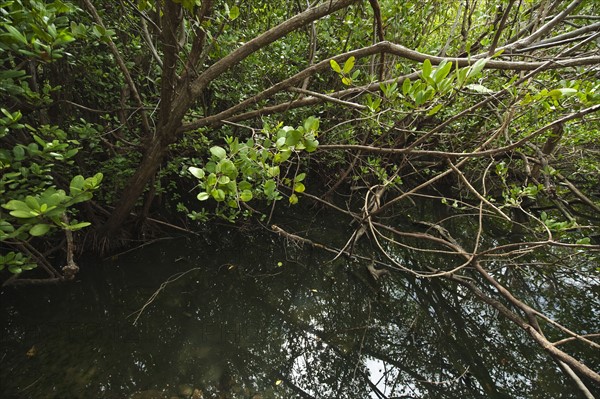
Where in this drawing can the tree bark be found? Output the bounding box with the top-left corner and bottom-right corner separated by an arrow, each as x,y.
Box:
100,0 -> 360,235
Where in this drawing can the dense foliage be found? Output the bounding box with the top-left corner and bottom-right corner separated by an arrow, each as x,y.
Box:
0,0 -> 599,395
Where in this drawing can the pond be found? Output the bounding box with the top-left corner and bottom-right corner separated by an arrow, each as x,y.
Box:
1,206 -> 599,398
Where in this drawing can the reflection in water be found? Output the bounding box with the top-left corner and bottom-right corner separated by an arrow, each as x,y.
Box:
1,210 -> 598,398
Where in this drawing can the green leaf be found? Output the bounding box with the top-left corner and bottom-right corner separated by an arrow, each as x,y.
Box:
70,175 -> 85,195
422,59 -> 432,78
210,146 -> 227,160
9,265 -> 22,274
211,189 -> 226,202
294,182 -> 305,193
342,56 -> 355,74
25,196 -> 40,211
10,210 -> 35,219
197,192 -> 210,201
466,83 -> 494,93
285,129 -> 302,146
188,166 -> 205,179
433,61 -> 452,83
330,59 -> 342,73
228,5 -> 240,20
4,25 -> 28,45
467,58 -> 488,79
267,166 -> 280,177
304,138 -> 319,153
3,200 -> 31,212
289,193 -> 298,205
303,116 -> 319,133
402,78 -> 411,95
65,222 -> 91,231
29,224 -> 52,236
341,77 -> 352,85
548,88 -> 578,99
427,104 -> 443,116
240,190 -> 253,202
576,237 -> 590,245
217,159 -> 237,178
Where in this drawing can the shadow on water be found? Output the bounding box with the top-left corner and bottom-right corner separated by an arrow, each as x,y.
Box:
1,207 -> 598,398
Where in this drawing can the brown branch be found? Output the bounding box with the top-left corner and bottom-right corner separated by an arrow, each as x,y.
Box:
180,41 -> 599,132
492,0 -> 585,53
184,0 -> 360,103
488,0 -> 516,56
368,0 -> 385,79
317,103 -> 600,160
81,0 -> 152,136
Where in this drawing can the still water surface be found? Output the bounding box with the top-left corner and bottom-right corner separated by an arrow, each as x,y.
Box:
1,210 -> 598,398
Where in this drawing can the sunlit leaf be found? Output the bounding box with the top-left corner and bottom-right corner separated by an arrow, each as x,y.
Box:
330,59 -> 342,73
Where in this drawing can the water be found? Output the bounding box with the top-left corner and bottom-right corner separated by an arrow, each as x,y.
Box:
1,208 -> 598,398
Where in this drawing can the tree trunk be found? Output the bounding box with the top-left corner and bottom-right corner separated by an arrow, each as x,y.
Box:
100,135 -> 171,235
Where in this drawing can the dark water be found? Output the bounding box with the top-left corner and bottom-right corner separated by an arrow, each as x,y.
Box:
1,208 -> 599,398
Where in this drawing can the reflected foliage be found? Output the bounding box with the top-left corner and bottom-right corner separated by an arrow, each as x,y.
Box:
1,207 -> 597,398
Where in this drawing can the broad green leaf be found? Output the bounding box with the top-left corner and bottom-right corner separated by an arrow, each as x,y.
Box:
289,194 -> 298,204
267,166 -> 280,177
65,222 -> 91,231
197,192 -> 210,201
188,166 -> 205,179
294,182 -> 305,193
217,159 -> 237,178
228,5 -> 240,20
341,77 -> 352,85
25,196 -> 40,211
10,210 -> 35,219
467,58 -> 488,79
211,189 -> 226,202
548,88 -> 578,99
3,200 -> 30,212
433,61 -> 452,83
70,175 -> 85,195
285,129 -> 302,146
240,190 -> 253,202
304,138 -> 319,153
4,25 -> 28,45
30,224 -> 51,236
422,59 -> 432,78
9,265 -> 22,274
466,83 -> 494,93
330,59 -> 342,73
402,78 -> 411,95
210,146 -> 227,160
427,104 -> 443,116
303,116 -> 319,132
239,181 -> 252,191
342,56 -> 355,74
